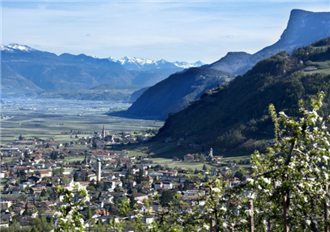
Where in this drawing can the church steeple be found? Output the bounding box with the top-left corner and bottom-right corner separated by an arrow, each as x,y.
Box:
97,159 -> 101,182
102,125 -> 105,139
208,148 -> 214,160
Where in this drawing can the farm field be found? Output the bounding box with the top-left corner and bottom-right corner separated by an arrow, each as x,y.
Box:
1,98 -> 251,171
1,98 -> 164,145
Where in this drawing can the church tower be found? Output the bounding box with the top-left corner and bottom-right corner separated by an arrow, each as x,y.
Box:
101,125 -> 105,139
208,148 -> 214,160
97,159 -> 102,182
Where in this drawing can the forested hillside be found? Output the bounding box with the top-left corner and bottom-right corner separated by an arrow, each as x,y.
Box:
156,37 -> 330,157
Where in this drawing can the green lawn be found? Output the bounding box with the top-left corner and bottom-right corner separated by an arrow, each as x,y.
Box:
222,155 -> 250,162
303,61 -> 330,75
66,155 -> 85,162
1,157 -> 16,164
125,150 -> 148,157
152,158 -> 212,170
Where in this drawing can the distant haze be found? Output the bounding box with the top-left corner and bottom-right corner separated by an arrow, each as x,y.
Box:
1,0 -> 329,64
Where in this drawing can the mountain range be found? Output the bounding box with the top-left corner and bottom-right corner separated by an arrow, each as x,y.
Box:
153,37 -> 330,158
123,9 -> 330,120
109,56 -> 203,71
0,44 -> 202,98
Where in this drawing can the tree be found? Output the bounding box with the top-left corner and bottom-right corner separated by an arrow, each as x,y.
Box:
24,150 -> 31,160
136,170 -> 143,184
202,164 -> 207,171
30,217 -> 53,232
53,184 -> 89,232
50,217 -> 54,227
50,151 -> 58,160
40,189 -> 48,197
234,170 -> 244,181
86,185 -> 96,191
143,199 -> 150,209
204,174 -> 209,182
86,206 -> 92,220
23,203 -> 29,215
9,220 -> 20,231
52,92 -> 330,232
183,180 -> 189,190
92,139 -> 98,149
129,193 -> 137,209
125,168 -> 133,180
249,91 -> 330,231
163,92 -> 330,232
53,167 -> 65,176
18,169 -> 27,179
159,190 -> 173,207
30,226 -> 39,232
198,154 -> 205,162
117,196 -> 131,217
73,172 -> 79,182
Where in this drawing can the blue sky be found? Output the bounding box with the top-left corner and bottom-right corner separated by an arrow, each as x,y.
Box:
1,0 -> 329,63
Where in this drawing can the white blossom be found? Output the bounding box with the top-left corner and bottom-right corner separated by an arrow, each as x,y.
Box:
246,178 -> 254,183
262,177 -> 271,184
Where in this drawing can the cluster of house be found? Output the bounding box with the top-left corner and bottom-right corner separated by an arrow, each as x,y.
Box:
70,129 -> 155,150
183,148 -> 223,164
0,134 -> 248,230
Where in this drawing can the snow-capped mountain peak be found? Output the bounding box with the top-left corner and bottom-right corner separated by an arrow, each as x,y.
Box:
109,56 -> 203,70
173,60 -> 204,69
6,43 -> 36,52
0,45 -> 12,52
1,43 -> 37,53
133,57 -> 155,65
157,59 -> 168,65
113,56 -> 156,66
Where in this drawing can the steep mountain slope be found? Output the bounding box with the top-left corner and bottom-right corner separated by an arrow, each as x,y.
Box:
1,63 -> 42,94
124,9 -> 330,120
121,68 -> 230,119
129,69 -> 181,87
128,87 -> 149,103
208,9 -> 330,74
155,37 -> 330,158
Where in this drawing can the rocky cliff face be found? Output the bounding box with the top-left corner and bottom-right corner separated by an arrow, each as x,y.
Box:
278,9 -> 330,48
123,9 -> 330,120
208,9 -> 330,74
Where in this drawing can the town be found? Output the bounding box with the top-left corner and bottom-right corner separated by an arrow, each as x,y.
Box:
0,126 -> 250,231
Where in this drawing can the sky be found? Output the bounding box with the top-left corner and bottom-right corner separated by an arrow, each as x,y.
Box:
1,0 -> 329,64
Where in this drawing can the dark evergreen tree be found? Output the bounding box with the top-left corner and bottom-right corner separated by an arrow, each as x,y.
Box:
30,226 -> 39,232
73,172 -> 79,182
202,164 -> 207,171
129,193 -> 137,209
160,190 -> 173,207
23,203 -> 29,215
87,206 -> 92,220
